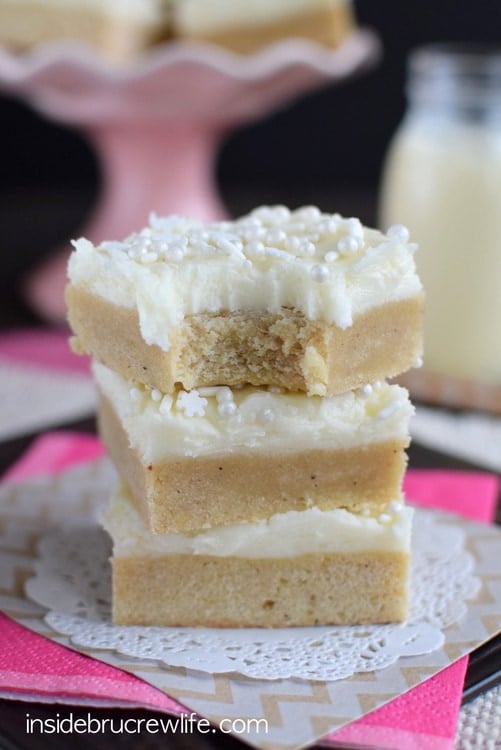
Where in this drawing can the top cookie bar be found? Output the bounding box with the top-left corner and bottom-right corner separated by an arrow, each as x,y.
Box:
66,206 -> 424,396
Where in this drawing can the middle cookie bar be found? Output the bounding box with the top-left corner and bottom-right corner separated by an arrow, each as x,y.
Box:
95,361 -> 414,534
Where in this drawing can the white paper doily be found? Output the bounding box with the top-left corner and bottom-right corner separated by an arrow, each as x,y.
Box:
25,508 -> 479,682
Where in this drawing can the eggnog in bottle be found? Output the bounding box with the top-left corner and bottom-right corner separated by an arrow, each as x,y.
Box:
380,45 -> 501,410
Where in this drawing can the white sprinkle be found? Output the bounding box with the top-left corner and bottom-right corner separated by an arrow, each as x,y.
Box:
285,236 -> 302,252
414,357 -> 424,368
166,248 -> 184,262
140,252 -> 158,263
268,385 -> 284,394
151,389 -> 162,402
265,228 -> 287,245
346,217 -> 364,239
212,234 -> 244,255
215,386 -> 234,404
176,390 -> 208,417
387,500 -> 403,514
324,250 -> 339,262
218,401 -> 237,418
298,240 -> 316,256
295,205 -> 321,222
310,264 -> 330,283
378,513 -> 392,523
373,381 -> 382,389
198,386 -> 222,397
318,218 -> 339,235
361,508 -> 372,517
387,224 -> 410,243
261,246 -> 294,260
251,206 -> 276,224
239,216 -> 262,229
161,236 -> 183,248
359,384 -> 373,396
159,395 -> 173,415
246,240 -> 265,255
377,402 -> 403,420
337,235 -> 359,255
273,205 -> 291,222
102,240 -> 125,253
240,226 -> 266,242
156,241 -> 169,252
129,387 -> 141,400
190,242 -> 218,255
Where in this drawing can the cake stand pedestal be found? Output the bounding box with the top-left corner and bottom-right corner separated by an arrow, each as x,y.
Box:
0,31 -> 379,317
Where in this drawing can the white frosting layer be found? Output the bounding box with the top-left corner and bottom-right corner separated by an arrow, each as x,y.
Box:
94,361 -> 413,461
103,483 -> 413,558
68,206 -> 422,352
174,0 -> 346,35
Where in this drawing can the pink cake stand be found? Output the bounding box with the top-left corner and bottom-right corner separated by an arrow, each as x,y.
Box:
0,30 -> 379,239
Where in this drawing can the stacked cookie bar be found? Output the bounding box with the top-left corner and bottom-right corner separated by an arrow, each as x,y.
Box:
66,205 -> 424,627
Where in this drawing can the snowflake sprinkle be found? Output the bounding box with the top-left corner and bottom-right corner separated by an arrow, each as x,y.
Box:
176,390 -> 208,417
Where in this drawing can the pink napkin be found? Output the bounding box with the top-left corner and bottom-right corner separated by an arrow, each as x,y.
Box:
0,329 -> 90,375
1,433 -> 499,750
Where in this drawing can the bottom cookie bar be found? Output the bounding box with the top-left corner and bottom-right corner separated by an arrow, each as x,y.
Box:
102,484 -> 413,627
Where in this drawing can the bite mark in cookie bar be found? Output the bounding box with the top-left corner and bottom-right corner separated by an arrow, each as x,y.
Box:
67,207 -> 424,396
68,286 -> 423,397
95,362 -> 413,533
103,484 -> 412,627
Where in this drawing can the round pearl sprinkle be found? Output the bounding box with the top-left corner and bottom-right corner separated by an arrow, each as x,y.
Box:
337,236 -> 359,255
310,264 -> 330,283
218,401 -> 237,418
216,387 -> 234,403
266,229 -> 287,245
296,205 -> 321,222
246,240 -> 265,254
359,384 -> 373,396
272,205 -> 291,223
299,240 -> 316,256
387,224 -> 410,243
347,217 -> 364,236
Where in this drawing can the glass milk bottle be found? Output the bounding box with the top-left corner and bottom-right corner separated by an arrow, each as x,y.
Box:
380,45 -> 501,411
